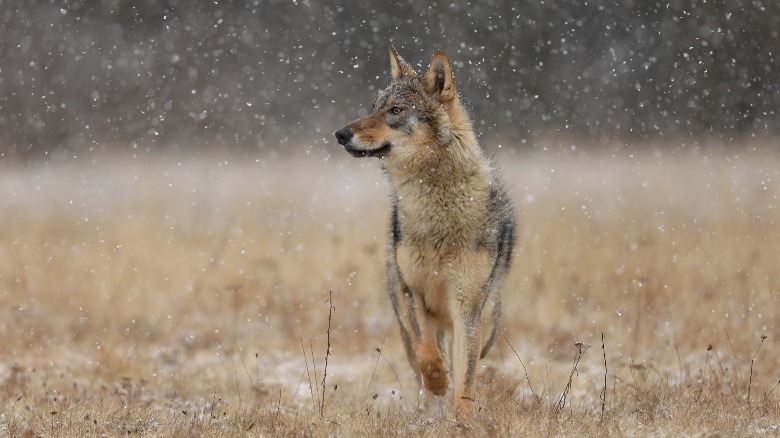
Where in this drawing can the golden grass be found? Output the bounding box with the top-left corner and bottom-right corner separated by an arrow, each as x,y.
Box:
1,144 -> 779,436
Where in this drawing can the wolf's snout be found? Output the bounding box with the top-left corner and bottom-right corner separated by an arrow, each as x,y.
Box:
335,128 -> 353,145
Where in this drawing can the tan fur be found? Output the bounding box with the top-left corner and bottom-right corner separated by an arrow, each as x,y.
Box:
335,48 -> 515,420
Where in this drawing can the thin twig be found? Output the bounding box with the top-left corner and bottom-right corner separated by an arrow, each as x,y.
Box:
748,334 -> 767,408
286,371 -> 306,412
555,342 -> 590,415
762,378 -> 780,404
712,348 -> 738,402
502,333 -> 538,401
673,340 -> 684,381
600,332 -> 607,422
701,344 -> 713,391
310,339 -> 320,411
320,290 -> 335,416
274,388 -> 283,431
364,339 -> 385,404
379,345 -> 404,396
235,370 -> 242,410
234,340 -> 254,385
300,338 -> 316,411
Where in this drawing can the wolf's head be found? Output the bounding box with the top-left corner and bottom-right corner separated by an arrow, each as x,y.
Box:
335,48 -> 463,162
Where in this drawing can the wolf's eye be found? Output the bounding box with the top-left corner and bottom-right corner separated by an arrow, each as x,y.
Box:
390,106 -> 403,115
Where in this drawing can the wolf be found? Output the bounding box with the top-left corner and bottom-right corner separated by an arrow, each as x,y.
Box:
334,47 -> 515,418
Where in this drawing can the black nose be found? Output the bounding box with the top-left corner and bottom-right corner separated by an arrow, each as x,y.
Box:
335,128 -> 353,145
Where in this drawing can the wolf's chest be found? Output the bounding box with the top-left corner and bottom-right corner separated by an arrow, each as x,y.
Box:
397,196 -> 486,251
395,241 -> 453,315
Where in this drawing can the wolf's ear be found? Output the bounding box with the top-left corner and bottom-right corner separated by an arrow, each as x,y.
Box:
422,50 -> 456,101
390,46 -> 416,81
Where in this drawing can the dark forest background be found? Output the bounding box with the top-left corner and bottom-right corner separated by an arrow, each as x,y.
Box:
1,0 -> 778,158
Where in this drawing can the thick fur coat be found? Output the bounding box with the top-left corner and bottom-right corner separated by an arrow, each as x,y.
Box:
335,48 -> 515,419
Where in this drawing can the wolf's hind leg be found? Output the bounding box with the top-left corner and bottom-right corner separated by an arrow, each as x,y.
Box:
479,289 -> 501,359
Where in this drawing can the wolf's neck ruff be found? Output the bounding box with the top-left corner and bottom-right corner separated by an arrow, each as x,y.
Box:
388,132 -> 493,256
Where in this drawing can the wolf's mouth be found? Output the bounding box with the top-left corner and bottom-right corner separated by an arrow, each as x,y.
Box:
344,142 -> 391,158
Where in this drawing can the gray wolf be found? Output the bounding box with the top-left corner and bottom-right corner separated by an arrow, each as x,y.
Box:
334,47 -> 515,419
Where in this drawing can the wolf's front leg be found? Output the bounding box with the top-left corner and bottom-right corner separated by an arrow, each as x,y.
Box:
403,287 -> 448,396
451,298 -> 482,418
448,251 -> 494,419
397,283 -> 446,396
415,333 -> 448,396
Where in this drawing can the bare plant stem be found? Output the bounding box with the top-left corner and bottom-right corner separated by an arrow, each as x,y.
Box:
287,371 -> 306,412
556,342 -> 590,415
300,338 -> 316,411
364,337 -> 385,404
748,334 -> 767,409
320,290 -> 334,416
601,332 -> 607,422
310,339 -> 320,411
673,340 -> 684,381
379,346 -> 404,396
701,344 -> 713,395
502,333 -> 538,401
712,348 -> 738,402
234,340 -> 254,385
274,388 -> 283,431
763,378 -> 780,404
235,370 -> 242,410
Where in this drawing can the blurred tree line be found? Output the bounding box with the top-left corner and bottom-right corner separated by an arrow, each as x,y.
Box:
1,0 -> 778,158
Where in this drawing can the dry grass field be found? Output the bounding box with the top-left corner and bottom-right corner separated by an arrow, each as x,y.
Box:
1,144 -> 779,436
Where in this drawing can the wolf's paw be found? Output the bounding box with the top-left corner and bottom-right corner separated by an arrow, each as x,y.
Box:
420,357 -> 448,396
453,396 -> 475,420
